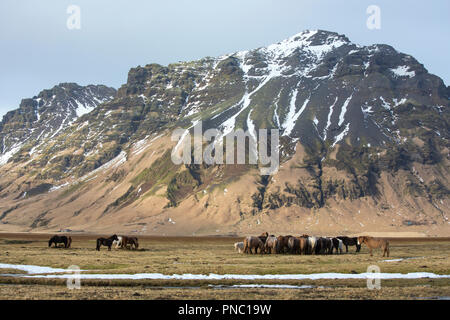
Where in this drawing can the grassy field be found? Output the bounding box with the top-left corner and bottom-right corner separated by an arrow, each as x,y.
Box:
0,233 -> 449,299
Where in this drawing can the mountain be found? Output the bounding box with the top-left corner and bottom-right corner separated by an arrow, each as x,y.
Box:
0,83 -> 117,166
0,30 -> 448,236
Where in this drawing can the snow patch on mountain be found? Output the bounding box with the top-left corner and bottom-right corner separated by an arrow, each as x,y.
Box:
324,97 -> 338,140
390,65 -> 415,78
338,94 -> 353,127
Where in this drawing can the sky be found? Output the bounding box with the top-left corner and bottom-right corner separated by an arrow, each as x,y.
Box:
0,0 -> 449,118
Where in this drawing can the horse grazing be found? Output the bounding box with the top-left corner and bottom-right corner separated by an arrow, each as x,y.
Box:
243,236 -> 265,254
48,235 -> 72,248
315,237 -> 325,254
96,234 -> 119,251
121,236 -> 139,250
358,236 -> 390,257
287,236 -> 300,254
304,235 -> 316,254
258,232 -> 269,244
234,242 -> 244,253
113,236 -> 123,249
298,236 -> 308,255
265,236 -> 278,254
331,238 -> 343,254
337,236 -> 361,253
276,235 -> 291,254
324,238 -> 334,254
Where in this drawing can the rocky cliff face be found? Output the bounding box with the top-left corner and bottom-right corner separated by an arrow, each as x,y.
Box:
0,30 -> 448,236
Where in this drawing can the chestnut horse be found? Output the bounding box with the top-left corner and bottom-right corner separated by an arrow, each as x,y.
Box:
96,234 -> 119,251
298,236 -> 308,255
276,235 -> 292,254
358,236 -> 390,257
243,236 -> 265,254
121,236 -> 139,250
48,235 -> 72,248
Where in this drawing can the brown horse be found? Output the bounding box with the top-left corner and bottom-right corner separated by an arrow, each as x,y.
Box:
298,236 -> 308,255
287,236 -> 300,254
358,236 -> 390,257
258,232 -> 269,244
121,236 -> 139,250
276,235 -> 291,254
243,236 -> 265,254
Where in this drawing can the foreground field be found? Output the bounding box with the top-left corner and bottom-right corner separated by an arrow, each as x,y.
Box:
0,233 -> 449,299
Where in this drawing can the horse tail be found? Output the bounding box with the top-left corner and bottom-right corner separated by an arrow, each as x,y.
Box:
48,239 -> 52,247
243,238 -> 249,254
96,239 -> 101,251
134,238 -> 139,249
67,237 -> 72,248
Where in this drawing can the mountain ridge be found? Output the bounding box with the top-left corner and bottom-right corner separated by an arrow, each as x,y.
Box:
0,30 -> 448,236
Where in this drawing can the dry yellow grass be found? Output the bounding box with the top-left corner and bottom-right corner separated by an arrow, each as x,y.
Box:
0,234 -> 449,299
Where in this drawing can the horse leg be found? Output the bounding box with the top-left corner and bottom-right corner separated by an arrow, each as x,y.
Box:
370,248 -> 373,256
383,244 -> 389,257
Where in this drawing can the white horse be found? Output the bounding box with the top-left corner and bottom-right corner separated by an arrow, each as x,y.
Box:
113,236 -> 123,249
234,242 -> 244,253
337,238 -> 344,254
308,236 -> 317,254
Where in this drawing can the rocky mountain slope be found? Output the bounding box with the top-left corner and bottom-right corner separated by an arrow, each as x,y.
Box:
0,30 -> 448,236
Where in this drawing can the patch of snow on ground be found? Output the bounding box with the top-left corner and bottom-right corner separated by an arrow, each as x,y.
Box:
1,264 -> 448,281
0,263 -> 70,274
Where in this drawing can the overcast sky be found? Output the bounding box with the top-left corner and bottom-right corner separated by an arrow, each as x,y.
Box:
0,0 -> 449,118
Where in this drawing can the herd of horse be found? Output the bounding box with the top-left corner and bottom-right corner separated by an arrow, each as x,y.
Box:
48,232 -> 390,257
235,233 -> 390,257
48,234 -> 139,251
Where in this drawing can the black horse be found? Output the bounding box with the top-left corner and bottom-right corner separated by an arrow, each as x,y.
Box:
48,235 -> 72,248
337,236 -> 361,253
96,234 -> 119,251
315,237 -> 324,254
